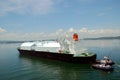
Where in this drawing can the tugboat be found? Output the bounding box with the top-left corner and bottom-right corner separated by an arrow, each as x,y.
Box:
92,64 -> 114,71
95,56 -> 115,65
92,56 -> 115,71
18,33 -> 96,64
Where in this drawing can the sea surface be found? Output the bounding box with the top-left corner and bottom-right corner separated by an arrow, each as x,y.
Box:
0,40 -> 120,80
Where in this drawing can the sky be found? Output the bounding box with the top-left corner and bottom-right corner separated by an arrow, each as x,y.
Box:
0,0 -> 120,40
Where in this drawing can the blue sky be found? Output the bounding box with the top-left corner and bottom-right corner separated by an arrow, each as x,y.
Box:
0,0 -> 120,40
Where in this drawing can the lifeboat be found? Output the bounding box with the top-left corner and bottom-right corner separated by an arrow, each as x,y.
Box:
92,64 -> 114,71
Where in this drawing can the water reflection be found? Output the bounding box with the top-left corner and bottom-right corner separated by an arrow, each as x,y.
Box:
19,54 -> 94,80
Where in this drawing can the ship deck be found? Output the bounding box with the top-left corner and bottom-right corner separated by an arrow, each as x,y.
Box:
74,53 -> 96,57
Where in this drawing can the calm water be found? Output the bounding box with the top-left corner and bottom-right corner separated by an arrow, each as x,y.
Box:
0,40 -> 120,80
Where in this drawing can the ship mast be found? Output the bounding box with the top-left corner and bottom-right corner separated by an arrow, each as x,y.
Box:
58,33 -> 78,54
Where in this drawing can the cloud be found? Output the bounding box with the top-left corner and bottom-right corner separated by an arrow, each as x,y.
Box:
79,28 -> 88,33
78,28 -> 120,38
0,27 -> 6,33
0,32 -> 46,40
0,27 -> 120,40
68,28 -> 75,32
0,0 -> 55,16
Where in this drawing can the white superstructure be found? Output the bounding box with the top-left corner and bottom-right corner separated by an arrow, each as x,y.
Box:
19,33 -> 80,54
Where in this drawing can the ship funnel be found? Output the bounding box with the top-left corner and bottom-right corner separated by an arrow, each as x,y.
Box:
73,33 -> 78,41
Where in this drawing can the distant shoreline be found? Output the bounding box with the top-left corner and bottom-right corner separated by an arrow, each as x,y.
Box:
83,36 -> 120,40
0,36 -> 120,43
0,41 -> 25,44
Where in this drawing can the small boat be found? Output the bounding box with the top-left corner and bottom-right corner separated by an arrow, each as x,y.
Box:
92,64 -> 114,71
95,56 -> 115,65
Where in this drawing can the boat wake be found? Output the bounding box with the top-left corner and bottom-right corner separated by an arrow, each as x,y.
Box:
116,64 -> 120,68
112,64 -> 120,73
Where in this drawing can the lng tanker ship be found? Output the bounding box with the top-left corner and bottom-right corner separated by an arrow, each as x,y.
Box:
18,33 -> 96,64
